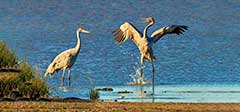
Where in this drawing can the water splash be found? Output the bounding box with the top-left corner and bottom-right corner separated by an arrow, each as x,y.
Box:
128,65 -> 151,85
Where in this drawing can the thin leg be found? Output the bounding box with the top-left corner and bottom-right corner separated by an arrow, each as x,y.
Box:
62,68 -> 66,87
140,55 -> 144,85
152,62 -> 155,102
139,67 -> 143,84
140,85 -> 143,102
140,55 -> 144,66
68,69 -> 71,86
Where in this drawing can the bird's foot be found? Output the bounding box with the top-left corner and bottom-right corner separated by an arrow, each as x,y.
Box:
60,84 -> 65,88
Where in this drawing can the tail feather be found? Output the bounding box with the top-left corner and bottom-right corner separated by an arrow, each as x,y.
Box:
44,70 -> 55,78
50,73 -> 54,78
45,62 -> 55,78
44,71 -> 49,77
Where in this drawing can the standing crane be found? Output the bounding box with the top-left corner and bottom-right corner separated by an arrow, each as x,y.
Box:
113,17 -> 188,95
45,28 -> 90,86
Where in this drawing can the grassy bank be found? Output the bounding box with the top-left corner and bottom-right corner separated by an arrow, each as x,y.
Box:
0,41 -> 16,68
0,102 -> 240,112
0,41 -> 48,98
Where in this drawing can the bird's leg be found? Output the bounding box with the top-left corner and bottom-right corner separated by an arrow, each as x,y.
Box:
62,68 -> 66,87
151,62 -> 155,102
140,55 -> 144,85
68,69 -> 71,87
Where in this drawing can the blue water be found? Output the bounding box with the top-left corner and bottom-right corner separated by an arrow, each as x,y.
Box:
0,0 -> 240,102
97,85 -> 240,103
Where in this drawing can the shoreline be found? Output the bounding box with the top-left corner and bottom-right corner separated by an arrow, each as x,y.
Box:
1,101 -> 240,112
0,97 -> 90,102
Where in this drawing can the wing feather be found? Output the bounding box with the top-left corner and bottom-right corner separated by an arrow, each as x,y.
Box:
113,22 -> 142,45
150,25 -> 188,43
52,50 -> 72,70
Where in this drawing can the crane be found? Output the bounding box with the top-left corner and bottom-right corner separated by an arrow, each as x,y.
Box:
45,28 -> 90,86
113,17 -> 188,95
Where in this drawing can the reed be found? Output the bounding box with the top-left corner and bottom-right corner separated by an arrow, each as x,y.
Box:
88,75 -> 99,101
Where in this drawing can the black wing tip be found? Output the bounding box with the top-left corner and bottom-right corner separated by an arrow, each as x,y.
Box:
112,29 -> 120,34
180,25 -> 189,30
171,25 -> 189,30
174,25 -> 189,35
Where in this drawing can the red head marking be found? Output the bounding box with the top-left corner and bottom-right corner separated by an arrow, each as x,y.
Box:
145,17 -> 154,23
149,17 -> 154,23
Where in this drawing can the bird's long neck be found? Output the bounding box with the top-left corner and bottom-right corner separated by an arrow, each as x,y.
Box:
143,22 -> 154,38
75,31 -> 81,54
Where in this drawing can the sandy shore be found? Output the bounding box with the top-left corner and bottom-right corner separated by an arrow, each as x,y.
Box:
0,101 -> 240,112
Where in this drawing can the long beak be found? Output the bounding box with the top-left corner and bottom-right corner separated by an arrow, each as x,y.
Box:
82,30 -> 90,33
139,18 -> 147,22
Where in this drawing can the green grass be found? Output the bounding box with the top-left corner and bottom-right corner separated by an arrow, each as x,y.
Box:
88,75 -> 99,101
0,62 -> 48,98
0,73 -> 18,97
0,41 -> 17,68
17,64 -> 48,98
0,41 -> 48,98
89,89 -> 99,101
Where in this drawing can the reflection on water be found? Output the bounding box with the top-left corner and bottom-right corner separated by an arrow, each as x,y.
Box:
127,65 -> 155,102
49,85 -> 90,99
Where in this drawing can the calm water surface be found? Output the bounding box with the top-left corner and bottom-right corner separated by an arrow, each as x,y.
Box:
0,0 -> 240,102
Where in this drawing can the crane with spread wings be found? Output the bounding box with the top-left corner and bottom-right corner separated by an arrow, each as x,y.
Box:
113,17 -> 188,95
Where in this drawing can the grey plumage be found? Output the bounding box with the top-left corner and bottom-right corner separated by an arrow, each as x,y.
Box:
45,28 -> 89,86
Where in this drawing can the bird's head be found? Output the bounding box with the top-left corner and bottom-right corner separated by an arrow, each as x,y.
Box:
77,28 -> 90,33
140,17 -> 155,23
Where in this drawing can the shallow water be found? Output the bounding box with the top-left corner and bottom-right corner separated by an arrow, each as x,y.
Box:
98,84 -> 240,103
0,1 -> 240,102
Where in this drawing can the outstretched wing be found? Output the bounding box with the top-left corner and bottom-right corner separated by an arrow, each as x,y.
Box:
113,22 -> 142,45
150,25 -> 188,43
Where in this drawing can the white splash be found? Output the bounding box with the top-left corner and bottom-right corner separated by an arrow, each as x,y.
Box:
128,65 -> 151,85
